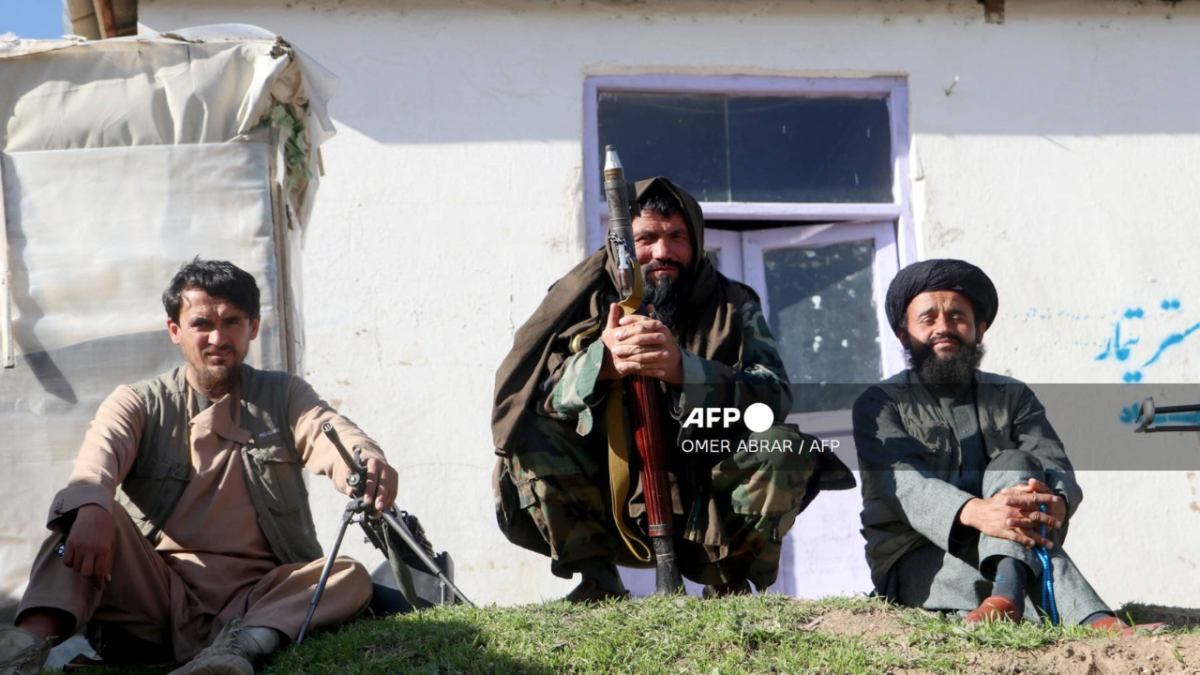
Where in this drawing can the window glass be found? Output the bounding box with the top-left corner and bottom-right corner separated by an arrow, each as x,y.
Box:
762,240 -> 881,413
597,93 -> 729,202
728,97 -> 892,203
598,93 -> 892,203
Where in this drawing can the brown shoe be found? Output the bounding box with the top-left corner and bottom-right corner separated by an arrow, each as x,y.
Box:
0,626 -> 53,675
965,596 -> 1022,625
168,619 -> 254,675
702,578 -> 752,599
564,579 -> 630,604
1090,616 -> 1168,636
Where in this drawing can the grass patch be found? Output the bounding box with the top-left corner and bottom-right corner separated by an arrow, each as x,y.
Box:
71,595 -> 1200,675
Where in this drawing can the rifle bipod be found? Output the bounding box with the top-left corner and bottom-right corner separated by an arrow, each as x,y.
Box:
297,495 -> 475,644
296,424 -> 476,644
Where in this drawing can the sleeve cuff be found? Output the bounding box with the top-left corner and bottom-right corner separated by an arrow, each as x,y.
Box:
576,339 -> 609,408
917,488 -> 977,553
1049,473 -> 1081,518
670,349 -> 709,421
559,340 -> 609,436
948,499 -> 980,554
46,484 -> 113,533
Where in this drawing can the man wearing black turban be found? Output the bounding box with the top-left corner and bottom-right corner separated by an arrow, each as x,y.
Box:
852,259 -> 1163,634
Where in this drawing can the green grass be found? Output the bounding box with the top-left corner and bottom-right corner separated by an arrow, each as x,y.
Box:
77,595 -> 1200,675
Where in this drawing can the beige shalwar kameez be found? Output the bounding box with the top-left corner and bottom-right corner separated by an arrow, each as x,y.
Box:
18,375 -> 384,662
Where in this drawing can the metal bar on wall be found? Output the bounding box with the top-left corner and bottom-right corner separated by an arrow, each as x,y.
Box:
0,157 -> 13,368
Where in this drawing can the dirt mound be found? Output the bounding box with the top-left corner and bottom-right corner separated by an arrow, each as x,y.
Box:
808,603 -> 909,640
990,636 -> 1200,675
804,603 -> 1200,674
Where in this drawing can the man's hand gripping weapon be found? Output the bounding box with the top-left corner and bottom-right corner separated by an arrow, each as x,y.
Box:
297,422 -> 474,643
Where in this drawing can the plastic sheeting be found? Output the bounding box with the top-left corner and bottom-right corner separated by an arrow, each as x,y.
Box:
0,26 -> 336,621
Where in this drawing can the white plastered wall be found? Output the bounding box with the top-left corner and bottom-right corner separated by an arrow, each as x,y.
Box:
136,0 -> 1200,607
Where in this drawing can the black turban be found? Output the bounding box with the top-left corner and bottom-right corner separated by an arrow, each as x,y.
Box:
885,259 -> 998,332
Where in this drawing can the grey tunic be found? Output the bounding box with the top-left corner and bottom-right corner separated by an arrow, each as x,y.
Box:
853,370 -> 1108,623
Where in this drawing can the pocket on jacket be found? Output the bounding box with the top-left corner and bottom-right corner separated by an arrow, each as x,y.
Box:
247,445 -> 305,514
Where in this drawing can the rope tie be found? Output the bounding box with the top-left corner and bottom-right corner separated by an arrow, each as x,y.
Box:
1034,503 -> 1059,625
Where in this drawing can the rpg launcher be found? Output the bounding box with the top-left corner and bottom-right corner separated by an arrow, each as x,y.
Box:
604,145 -> 684,595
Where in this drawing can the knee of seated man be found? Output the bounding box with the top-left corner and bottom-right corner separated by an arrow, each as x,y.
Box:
986,448 -> 1044,476
336,557 -> 374,609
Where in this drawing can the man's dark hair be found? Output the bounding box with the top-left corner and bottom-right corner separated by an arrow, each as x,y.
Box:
162,257 -> 261,323
637,191 -> 680,220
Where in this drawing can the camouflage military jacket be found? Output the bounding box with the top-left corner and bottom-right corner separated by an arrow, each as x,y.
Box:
540,301 -> 792,442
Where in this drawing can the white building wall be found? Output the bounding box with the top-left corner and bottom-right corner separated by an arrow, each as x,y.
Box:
139,0 -> 1200,608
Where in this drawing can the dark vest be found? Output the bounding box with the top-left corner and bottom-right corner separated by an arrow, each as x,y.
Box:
119,365 -> 323,564
860,369 -> 1025,587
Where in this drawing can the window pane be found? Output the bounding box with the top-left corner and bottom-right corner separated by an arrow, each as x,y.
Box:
598,91 -> 894,204
763,240 -> 881,413
597,93 -> 729,202
728,97 -> 892,203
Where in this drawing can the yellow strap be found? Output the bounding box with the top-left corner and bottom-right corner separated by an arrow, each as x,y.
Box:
606,383 -> 652,563
605,259 -> 651,562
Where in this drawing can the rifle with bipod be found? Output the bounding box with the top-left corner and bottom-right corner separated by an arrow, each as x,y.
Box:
297,423 -> 474,643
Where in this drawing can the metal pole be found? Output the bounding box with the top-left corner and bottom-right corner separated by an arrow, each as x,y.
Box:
297,504 -> 355,644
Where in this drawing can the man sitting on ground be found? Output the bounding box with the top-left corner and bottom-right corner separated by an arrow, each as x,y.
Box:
1,259 -> 397,675
853,258 -> 1162,633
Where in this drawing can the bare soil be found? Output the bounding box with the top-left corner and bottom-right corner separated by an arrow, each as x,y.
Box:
809,604 -> 1200,674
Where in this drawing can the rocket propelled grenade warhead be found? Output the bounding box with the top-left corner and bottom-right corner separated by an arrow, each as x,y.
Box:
603,144 -> 638,302
604,144 -> 623,176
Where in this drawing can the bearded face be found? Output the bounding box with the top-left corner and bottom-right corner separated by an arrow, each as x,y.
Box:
900,290 -> 988,385
168,287 -> 260,398
905,331 -> 987,385
641,260 -> 691,331
632,208 -> 694,332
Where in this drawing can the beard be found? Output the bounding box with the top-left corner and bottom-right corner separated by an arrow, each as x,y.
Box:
193,348 -> 242,397
905,333 -> 986,385
641,261 -> 691,331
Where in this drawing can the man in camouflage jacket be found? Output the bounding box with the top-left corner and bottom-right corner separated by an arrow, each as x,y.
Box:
491,177 -> 853,602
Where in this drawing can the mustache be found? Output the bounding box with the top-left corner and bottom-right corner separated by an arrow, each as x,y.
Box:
927,333 -> 965,347
643,260 -> 685,274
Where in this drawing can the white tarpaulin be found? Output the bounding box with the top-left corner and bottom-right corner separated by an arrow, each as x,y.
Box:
0,25 -> 337,622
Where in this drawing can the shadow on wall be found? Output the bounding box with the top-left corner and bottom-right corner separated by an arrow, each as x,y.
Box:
2,163 -> 77,402
227,2 -> 1200,145
1118,603 -> 1200,629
